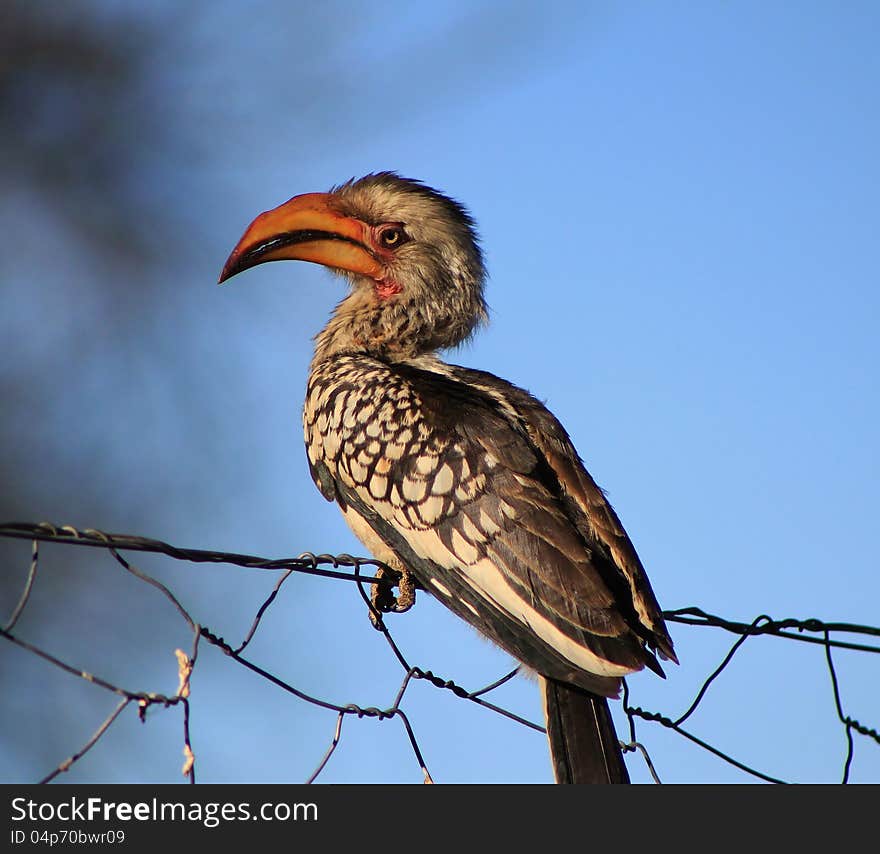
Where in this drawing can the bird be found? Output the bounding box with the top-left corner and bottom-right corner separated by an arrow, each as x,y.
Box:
219,172 -> 676,783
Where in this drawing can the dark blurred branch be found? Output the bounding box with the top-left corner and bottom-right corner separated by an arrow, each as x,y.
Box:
0,0 -> 169,259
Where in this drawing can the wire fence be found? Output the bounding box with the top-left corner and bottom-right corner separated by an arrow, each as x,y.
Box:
2,521 -> 878,784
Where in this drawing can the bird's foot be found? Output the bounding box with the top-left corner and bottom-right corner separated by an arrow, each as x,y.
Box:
370,565 -> 416,627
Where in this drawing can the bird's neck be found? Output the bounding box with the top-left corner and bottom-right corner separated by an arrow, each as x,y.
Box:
310,288 -> 468,371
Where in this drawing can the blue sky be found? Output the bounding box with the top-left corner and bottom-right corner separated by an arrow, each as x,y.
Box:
2,1 -> 878,784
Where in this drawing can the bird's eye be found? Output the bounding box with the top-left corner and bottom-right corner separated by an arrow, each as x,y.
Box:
378,226 -> 407,249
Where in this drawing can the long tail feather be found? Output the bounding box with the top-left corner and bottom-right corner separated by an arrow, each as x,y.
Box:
541,676 -> 630,784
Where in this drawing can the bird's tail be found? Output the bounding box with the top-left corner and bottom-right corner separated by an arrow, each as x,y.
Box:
541,676 -> 630,784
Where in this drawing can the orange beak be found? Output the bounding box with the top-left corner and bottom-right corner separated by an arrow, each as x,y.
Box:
218,192 -> 383,284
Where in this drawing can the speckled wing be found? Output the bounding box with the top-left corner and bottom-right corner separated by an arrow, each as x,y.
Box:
304,354 -> 673,696
444,363 -> 677,665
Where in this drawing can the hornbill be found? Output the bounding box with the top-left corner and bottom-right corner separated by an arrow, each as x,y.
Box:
219,173 -> 676,783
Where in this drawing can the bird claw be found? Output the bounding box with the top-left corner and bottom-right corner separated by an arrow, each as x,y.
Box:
370,565 -> 416,627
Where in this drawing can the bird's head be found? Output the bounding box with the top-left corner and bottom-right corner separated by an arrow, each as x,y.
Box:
219,172 -> 487,360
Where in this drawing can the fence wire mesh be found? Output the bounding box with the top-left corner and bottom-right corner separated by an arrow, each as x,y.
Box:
2,521 -> 878,784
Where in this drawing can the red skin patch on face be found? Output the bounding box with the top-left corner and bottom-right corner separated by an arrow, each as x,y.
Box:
375,279 -> 402,300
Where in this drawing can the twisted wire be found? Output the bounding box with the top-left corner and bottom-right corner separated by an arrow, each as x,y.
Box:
2,521 -> 877,784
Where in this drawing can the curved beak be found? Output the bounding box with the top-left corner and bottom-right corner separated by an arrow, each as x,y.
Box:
218,192 -> 383,284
